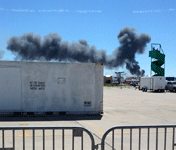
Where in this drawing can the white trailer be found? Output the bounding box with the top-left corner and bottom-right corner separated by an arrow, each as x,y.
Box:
140,76 -> 166,92
0,61 -> 104,115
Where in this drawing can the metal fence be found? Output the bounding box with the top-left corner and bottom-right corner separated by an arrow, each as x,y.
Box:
1,125 -> 176,150
0,126 -> 95,150
101,125 -> 176,150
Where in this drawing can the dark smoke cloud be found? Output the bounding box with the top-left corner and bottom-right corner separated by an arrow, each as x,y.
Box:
6,27 -> 151,76
0,50 -> 4,59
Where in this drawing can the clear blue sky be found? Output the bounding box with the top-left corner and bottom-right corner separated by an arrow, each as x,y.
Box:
0,0 -> 176,77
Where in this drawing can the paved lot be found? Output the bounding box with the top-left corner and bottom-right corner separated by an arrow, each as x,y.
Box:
0,86 -> 176,149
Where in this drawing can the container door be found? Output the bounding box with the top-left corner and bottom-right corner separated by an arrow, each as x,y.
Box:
150,78 -> 152,89
152,78 -> 154,90
0,67 -> 21,112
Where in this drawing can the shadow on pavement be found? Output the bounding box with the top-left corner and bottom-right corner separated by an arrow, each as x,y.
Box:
147,91 -> 166,93
0,114 -> 102,121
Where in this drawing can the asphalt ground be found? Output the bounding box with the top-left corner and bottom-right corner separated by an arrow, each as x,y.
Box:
0,86 -> 176,149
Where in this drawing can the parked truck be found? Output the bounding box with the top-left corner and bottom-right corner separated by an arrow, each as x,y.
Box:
139,76 -> 166,92
165,81 -> 176,92
0,61 -> 104,115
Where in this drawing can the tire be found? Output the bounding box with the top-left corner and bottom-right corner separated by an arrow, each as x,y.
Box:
145,89 -> 147,92
174,88 -> 176,93
161,89 -> 165,92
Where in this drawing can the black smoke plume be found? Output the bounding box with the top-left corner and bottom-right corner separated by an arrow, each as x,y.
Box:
6,27 -> 151,76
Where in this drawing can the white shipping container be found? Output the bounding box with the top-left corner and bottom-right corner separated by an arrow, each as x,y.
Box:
0,61 -> 104,114
140,76 -> 166,92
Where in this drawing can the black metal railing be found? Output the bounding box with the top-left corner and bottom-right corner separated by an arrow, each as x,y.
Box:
0,126 -> 95,150
1,125 -> 176,150
101,125 -> 176,150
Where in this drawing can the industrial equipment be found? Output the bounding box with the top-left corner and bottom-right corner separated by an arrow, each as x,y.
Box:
140,43 -> 166,92
149,43 -> 165,76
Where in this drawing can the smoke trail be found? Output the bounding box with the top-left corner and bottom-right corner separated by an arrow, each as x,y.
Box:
6,27 -> 151,76
0,50 -> 4,59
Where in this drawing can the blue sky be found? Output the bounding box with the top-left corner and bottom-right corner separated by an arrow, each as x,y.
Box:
0,0 -> 176,77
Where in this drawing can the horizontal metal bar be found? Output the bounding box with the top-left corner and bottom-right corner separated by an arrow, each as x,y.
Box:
106,125 -> 176,130
0,126 -> 92,130
0,125 -> 176,130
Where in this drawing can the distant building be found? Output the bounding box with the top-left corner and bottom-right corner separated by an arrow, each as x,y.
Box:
104,75 -> 113,84
131,79 -> 140,85
125,77 -> 139,85
125,79 -> 132,84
